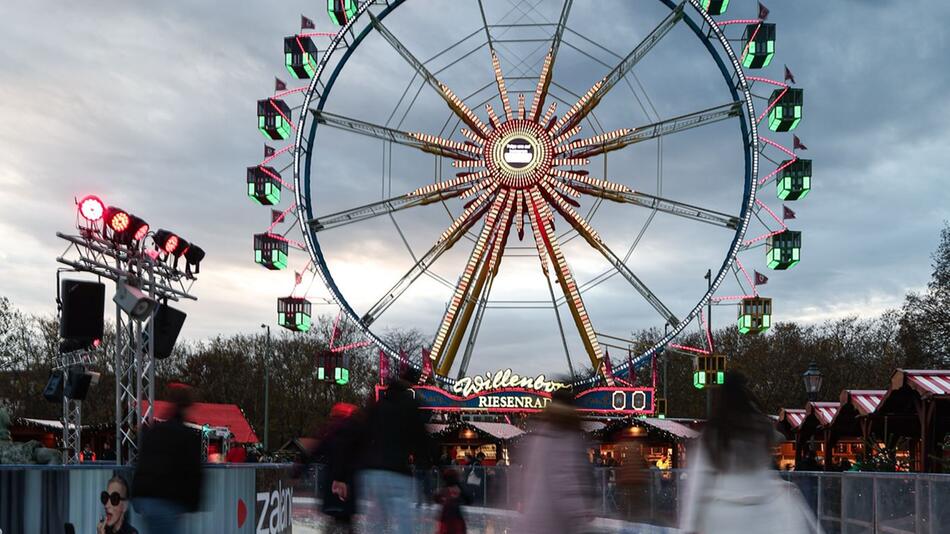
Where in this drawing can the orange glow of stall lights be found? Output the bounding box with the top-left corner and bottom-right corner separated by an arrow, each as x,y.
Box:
625,426 -> 645,437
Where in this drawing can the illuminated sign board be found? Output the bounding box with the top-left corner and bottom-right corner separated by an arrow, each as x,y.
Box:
376,381 -> 654,415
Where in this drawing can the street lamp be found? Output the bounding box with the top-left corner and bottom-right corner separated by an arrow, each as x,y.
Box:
802,361 -> 823,402
260,324 -> 271,452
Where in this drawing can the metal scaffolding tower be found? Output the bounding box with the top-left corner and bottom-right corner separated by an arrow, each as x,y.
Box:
56,226 -> 198,465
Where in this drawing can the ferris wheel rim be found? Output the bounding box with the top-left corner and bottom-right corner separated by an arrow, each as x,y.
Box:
293,0 -> 759,389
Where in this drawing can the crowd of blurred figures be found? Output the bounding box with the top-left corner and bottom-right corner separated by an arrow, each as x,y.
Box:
83,369 -> 822,533
295,369 -> 822,534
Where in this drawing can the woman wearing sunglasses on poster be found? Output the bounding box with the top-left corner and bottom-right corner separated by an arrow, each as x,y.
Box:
98,476 -> 138,534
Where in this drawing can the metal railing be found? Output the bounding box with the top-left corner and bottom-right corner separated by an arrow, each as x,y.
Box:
307,465 -> 950,533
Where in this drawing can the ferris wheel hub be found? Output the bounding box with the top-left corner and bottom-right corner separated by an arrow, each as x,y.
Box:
484,119 -> 554,190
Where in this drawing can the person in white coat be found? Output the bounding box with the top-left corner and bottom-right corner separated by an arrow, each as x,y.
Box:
680,372 -> 822,534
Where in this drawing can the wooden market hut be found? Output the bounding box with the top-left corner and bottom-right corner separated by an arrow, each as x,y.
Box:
593,417 -> 699,469
797,401 -> 839,469
775,408 -> 806,468
874,369 -> 950,472
428,420 -> 525,466
823,390 -> 886,467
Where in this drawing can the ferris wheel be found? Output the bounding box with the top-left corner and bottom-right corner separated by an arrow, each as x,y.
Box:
247,0 -> 810,390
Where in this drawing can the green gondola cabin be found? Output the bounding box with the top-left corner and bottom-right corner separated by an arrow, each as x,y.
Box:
284,36 -> 319,79
254,233 -> 289,270
257,99 -> 292,141
766,230 -> 801,270
693,354 -> 727,389
777,159 -> 811,201
317,350 -> 350,385
742,23 -> 775,69
768,88 -> 803,132
278,297 -> 312,332
738,297 -> 772,335
247,166 -> 282,206
327,0 -> 357,26
700,0 -> 730,15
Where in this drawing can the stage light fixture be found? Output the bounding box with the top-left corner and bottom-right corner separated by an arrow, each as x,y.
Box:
184,244 -> 206,273
78,195 -> 105,222
173,238 -> 191,258
131,216 -> 150,241
113,282 -> 157,320
154,230 -> 181,255
105,206 -> 131,233
105,207 -> 150,245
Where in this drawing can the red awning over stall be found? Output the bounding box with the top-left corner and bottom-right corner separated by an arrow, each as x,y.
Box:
143,401 -> 260,444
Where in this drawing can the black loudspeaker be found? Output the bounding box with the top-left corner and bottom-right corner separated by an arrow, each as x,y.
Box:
64,370 -> 93,400
43,371 -> 65,402
152,304 -> 187,359
60,280 -> 105,343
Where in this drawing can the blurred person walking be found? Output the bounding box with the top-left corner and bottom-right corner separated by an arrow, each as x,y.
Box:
131,383 -> 203,533
303,402 -> 361,534
517,387 -> 595,534
357,368 -> 434,534
463,451 -> 485,505
615,441 -> 651,522
434,468 -> 472,534
680,372 -> 820,534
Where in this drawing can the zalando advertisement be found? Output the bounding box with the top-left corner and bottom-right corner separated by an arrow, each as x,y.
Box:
0,465 -> 293,534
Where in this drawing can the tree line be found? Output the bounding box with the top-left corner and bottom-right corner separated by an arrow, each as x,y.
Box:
1,225 -> 946,448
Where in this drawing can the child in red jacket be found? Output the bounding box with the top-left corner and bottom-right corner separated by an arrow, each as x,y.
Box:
434,468 -> 472,534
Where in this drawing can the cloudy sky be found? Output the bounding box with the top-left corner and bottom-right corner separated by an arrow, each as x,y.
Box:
1,0 -> 947,378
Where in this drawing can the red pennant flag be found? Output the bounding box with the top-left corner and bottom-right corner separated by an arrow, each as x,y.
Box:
294,271 -> 303,285
602,349 -> 614,376
793,135 -> 808,151
783,205 -> 797,220
421,349 -> 433,382
271,209 -> 284,223
275,77 -> 287,92
399,351 -> 408,376
264,145 -> 275,157
301,15 -> 315,30
754,270 -> 769,286
784,65 -> 796,85
758,2 -> 770,20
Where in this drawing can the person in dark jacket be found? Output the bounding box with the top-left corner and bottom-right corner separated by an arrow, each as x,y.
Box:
305,402 -> 360,534
131,383 -> 203,532
356,369 -> 434,534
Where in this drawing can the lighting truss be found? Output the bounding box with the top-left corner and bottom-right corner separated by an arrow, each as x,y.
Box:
56,226 -> 198,465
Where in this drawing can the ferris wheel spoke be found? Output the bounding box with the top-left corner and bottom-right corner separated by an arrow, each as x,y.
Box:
307,182 -> 477,233
368,12 -> 490,136
538,183 -> 679,328
557,175 -> 740,229
310,110 -> 481,160
360,189 -> 498,327
437,192 -> 515,375
526,188 -> 610,383
429,192 -> 511,371
521,0 -> 573,123
559,101 -> 743,159
551,1 -> 686,136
